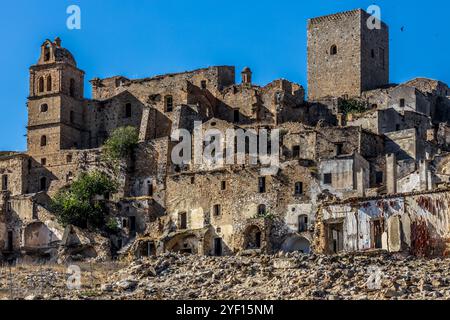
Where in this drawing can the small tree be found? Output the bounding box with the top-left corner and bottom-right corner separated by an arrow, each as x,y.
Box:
102,126 -> 139,162
52,171 -> 118,229
339,99 -> 367,116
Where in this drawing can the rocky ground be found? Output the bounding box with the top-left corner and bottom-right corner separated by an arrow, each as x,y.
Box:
0,252 -> 449,300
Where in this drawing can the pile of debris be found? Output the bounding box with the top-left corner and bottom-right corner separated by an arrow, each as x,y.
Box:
1,252 -> 449,300
106,251 -> 450,300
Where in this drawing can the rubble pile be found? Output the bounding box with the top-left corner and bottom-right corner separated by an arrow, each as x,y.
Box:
1,252 -> 448,300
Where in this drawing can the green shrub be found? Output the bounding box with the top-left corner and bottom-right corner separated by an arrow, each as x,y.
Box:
339,99 -> 367,115
102,126 -> 139,161
51,171 -> 118,229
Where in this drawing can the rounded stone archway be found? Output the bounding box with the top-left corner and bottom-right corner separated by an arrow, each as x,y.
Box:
281,235 -> 311,254
243,225 -> 262,250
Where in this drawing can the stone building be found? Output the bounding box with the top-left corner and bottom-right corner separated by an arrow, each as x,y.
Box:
1,8 -> 449,261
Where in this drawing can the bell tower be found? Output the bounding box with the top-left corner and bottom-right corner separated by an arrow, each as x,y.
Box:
27,38 -> 85,156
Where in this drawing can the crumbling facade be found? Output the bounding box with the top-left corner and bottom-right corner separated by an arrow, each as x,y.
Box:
1,8 -> 449,262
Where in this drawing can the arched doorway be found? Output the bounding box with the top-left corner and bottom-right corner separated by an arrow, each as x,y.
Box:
243,225 -> 262,249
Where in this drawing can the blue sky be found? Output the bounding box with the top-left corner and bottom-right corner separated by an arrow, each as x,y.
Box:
0,0 -> 449,151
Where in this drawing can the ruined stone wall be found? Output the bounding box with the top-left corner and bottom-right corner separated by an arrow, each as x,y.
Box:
165,162 -> 317,255
316,190 -> 450,256
0,155 -> 28,196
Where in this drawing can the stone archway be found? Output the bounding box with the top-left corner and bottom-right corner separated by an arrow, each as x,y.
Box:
166,234 -> 200,254
281,235 -> 311,254
243,225 -> 262,249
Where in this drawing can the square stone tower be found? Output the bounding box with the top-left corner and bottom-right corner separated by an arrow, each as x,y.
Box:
307,9 -> 389,101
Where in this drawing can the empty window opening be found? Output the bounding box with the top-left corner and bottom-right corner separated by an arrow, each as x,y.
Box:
125,103 -> 132,118
190,177 -> 195,184
44,46 -> 50,62
70,111 -> 75,124
41,158 -> 47,166
233,109 -> 240,123
323,173 -> 332,185
298,215 -> 308,232
336,143 -> 344,156
292,145 -> 300,159
66,154 -> 73,163
38,77 -> 45,93
179,212 -> 187,230
66,172 -> 73,183
1,175 -> 8,191
213,204 -> 221,216
39,177 -> 47,191
46,75 -> 52,92
69,79 -> 76,97
201,80 -> 207,90
396,124 -> 401,131
221,180 -> 226,190
122,218 -> 128,228
258,204 -> 267,216
295,182 -> 303,195
40,104 -> 48,112
400,99 -> 405,108
165,95 -> 173,112
258,176 -> 266,193
40,135 -> 47,147
371,49 -> 375,58
330,45 -> 338,55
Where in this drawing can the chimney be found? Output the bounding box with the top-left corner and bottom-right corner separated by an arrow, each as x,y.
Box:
386,153 -> 397,194
241,67 -> 252,85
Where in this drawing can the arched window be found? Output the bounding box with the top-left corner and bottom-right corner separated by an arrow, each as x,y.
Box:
40,104 -> 48,113
44,45 -> 50,62
46,75 -> 52,92
69,79 -> 75,97
40,135 -> 47,147
39,177 -> 47,192
330,45 -> 338,55
38,77 -> 45,93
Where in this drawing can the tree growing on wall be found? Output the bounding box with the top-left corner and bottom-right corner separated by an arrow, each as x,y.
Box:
51,171 -> 118,229
339,99 -> 367,116
102,126 -> 139,162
